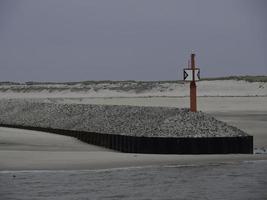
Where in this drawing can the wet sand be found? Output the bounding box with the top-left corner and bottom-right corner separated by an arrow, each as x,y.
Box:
0,126 -> 266,171
0,96 -> 266,170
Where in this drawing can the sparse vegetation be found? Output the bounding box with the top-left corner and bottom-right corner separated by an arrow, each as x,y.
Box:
0,76 -> 267,87
202,76 -> 267,83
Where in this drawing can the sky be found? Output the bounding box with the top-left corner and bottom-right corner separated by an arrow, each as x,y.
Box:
0,0 -> 266,82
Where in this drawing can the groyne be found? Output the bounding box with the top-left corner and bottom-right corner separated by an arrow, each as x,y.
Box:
0,99 -> 253,154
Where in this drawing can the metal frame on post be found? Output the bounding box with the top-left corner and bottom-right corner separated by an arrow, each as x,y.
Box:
183,53 -> 200,112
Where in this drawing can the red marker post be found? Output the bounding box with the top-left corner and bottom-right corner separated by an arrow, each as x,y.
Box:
183,53 -> 200,112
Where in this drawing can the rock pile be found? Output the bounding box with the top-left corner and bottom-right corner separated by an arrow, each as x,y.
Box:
0,99 -> 248,138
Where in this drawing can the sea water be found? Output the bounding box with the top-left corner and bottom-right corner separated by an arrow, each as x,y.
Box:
0,160 -> 267,200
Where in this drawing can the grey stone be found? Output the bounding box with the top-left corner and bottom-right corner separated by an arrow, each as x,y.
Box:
0,99 -> 248,138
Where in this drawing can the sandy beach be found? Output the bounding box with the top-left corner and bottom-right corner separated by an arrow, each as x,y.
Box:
0,94 -> 266,170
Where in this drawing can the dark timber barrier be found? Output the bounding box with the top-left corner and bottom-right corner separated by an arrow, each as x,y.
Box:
0,124 -> 253,154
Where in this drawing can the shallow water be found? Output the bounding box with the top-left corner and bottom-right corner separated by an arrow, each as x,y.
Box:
1,161 -> 267,200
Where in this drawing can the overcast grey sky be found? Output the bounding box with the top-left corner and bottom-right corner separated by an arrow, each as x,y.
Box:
0,0 -> 266,82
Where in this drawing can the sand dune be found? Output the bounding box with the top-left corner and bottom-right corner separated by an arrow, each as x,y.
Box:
0,80 -> 266,98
